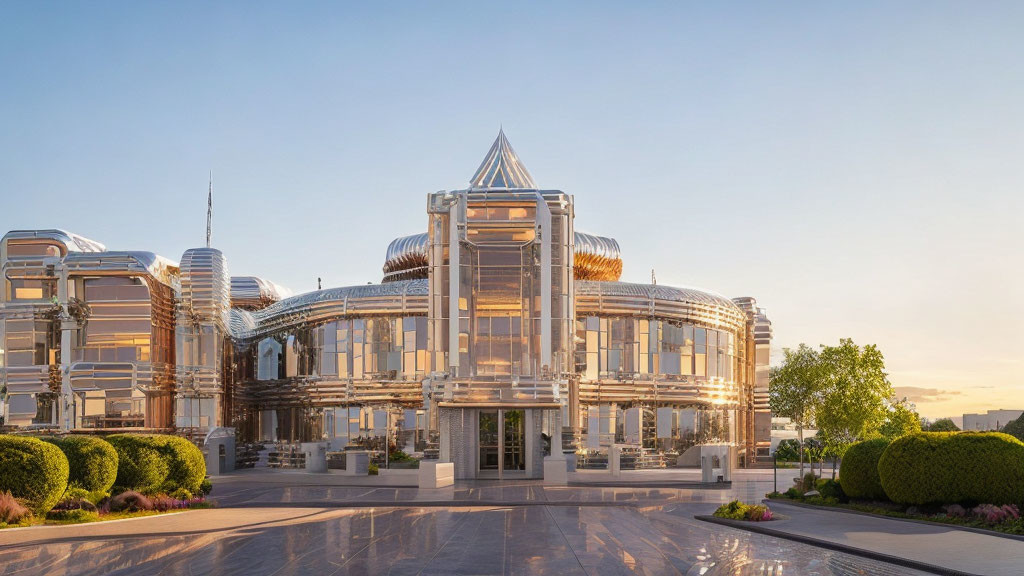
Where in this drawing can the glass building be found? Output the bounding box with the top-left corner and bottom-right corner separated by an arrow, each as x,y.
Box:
0,130 -> 771,478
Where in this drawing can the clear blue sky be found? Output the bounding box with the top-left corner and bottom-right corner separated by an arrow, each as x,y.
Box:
2,2 -> 1022,419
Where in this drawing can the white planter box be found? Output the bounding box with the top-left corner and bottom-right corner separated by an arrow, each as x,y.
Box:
418,461 -> 454,489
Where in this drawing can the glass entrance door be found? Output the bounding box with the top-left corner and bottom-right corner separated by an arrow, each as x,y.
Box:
478,409 -> 527,478
479,410 -> 500,473
503,410 -> 525,473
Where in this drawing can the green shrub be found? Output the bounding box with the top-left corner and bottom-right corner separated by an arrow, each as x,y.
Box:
198,478 -> 213,496
712,500 -> 773,521
47,508 -> 99,523
839,438 -> 891,500
106,435 -> 169,491
0,436 -> 69,514
156,436 -> 206,494
169,488 -> 193,501
878,432 -> 1024,506
783,487 -> 803,499
106,434 -> 205,493
800,472 -> 817,492
63,486 -> 91,501
44,436 -> 118,493
816,478 -> 846,501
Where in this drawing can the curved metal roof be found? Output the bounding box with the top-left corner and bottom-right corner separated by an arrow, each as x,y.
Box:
469,129 -> 537,190
382,233 -> 429,282
2,229 -> 106,253
230,276 -> 292,310
64,250 -> 180,287
382,230 -> 624,282
574,231 -> 623,281
576,280 -> 741,311
231,279 -> 429,340
576,280 -> 747,331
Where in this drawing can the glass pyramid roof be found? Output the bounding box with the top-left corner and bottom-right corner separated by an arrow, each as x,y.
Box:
469,129 -> 537,189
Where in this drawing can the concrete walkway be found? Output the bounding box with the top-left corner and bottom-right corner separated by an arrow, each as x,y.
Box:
715,499 -> 1024,576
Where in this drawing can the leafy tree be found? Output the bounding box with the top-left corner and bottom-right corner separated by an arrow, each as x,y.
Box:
769,344 -> 824,475
879,399 -> 921,439
815,339 -> 893,462
923,417 -> 960,432
1001,413 -> 1024,442
804,436 -> 826,478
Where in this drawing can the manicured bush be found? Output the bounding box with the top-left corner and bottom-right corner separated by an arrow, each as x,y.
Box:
44,436 -> 118,493
839,438 -> 891,500
156,435 -> 206,494
878,432 -> 1024,506
0,436 -> 69,514
106,434 -> 205,493
199,478 -> 213,496
106,435 -> 169,491
0,490 -> 31,524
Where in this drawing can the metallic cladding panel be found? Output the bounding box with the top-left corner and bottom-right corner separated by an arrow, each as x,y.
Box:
576,280 -> 748,332
382,234 -> 429,283
572,231 -> 623,281
177,248 -> 231,429
383,230 -> 622,283
180,248 -> 231,331
230,276 -> 291,310
469,129 -> 537,190
230,279 -> 429,341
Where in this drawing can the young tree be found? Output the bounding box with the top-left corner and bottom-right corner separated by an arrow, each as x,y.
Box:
816,339 -> 893,461
769,344 -> 823,475
880,398 -> 922,439
923,417 -> 960,432
1001,413 -> 1024,441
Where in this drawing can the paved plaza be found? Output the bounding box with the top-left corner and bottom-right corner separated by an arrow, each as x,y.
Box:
2,468 -> 1020,575
0,468 -> 974,576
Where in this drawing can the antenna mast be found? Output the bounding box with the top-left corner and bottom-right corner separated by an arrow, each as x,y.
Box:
206,171 -> 213,248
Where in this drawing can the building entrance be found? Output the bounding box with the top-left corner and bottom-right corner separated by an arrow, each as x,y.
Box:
478,409 -> 526,478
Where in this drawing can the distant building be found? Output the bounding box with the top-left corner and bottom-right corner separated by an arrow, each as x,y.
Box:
962,409 -> 1024,431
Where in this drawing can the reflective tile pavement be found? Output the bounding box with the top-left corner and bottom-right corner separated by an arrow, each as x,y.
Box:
0,502 -> 928,575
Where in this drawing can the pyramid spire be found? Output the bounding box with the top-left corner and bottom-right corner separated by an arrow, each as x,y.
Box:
469,129 -> 536,190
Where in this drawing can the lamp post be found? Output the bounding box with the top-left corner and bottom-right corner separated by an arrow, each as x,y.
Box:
773,450 -> 778,494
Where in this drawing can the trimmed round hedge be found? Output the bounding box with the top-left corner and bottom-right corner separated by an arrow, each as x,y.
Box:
158,435 -> 206,494
106,434 -> 170,492
839,438 -> 891,500
44,436 -> 118,493
0,436 -> 69,514
878,432 -> 1024,506
106,434 -> 205,493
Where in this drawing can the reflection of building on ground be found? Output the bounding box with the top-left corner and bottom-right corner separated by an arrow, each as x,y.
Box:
962,409 -> 1023,431
0,130 -> 771,479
